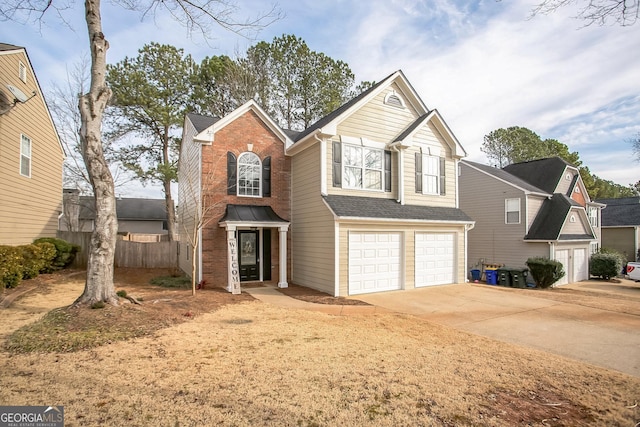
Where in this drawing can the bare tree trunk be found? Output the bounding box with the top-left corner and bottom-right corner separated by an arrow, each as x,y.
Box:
75,0 -> 119,306
164,179 -> 177,242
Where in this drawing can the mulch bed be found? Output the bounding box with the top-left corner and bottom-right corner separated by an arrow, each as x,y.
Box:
277,283 -> 370,305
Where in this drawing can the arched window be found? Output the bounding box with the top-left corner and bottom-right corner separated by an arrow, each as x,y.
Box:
238,152 -> 261,196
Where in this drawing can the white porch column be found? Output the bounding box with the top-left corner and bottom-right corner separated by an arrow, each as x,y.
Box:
278,225 -> 289,288
226,225 -> 241,294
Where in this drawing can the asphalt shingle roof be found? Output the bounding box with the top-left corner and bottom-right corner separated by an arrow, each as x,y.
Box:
525,193 -> 593,241
186,113 -> 219,133
76,197 -> 168,221
596,197 -> 640,227
503,157 -> 575,194
462,160 -> 546,194
323,195 -> 473,222
218,205 -> 288,223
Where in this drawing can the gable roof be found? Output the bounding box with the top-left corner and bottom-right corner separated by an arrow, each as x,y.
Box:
292,71 -> 399,143
503,157 -> 576,194
525,193 -> 593,241
461,160 -> 548,195
0,43 -> 22,52
596,197 -> 640,227
193,100 -> 293,147
323,195 -> 473,223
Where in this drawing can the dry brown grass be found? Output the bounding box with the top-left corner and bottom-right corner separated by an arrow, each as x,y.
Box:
1,270 -> 639,426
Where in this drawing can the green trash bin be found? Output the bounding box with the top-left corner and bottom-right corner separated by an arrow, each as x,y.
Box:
509,268 -> 528,288
497,268 -> 511,287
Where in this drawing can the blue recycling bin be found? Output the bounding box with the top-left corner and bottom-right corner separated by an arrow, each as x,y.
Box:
470,269 -> 481,282
485,269 -> 498,285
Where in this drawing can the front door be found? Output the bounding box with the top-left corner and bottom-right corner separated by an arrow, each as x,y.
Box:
239,230 -> 259,281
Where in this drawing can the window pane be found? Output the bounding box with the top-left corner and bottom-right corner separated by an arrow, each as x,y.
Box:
344,145 -> 362,167
364,170 -> 381,189
422,154 -> 440,194
506,211 -> 520,223
21,156 -> 30,176
364,149 -> 382,169
344,166 -> 362,188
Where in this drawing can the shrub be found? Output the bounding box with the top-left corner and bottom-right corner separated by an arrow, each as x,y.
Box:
526,257 -> 565,289
590,252 -> 623,280
0,246 -> 23,288
20,242 -> 57,279
33,237 -> 80,272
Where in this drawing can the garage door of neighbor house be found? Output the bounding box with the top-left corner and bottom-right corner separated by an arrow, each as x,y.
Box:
415,233 -> 455,287
555,249 -> 569,286
573,248 -> 588,282
348,232 -> 401,295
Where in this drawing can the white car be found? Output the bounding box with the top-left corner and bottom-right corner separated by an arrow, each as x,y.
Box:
626,262 -> 640,281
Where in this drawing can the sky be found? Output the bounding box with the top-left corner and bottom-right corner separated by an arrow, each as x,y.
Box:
1,0 -> 639,199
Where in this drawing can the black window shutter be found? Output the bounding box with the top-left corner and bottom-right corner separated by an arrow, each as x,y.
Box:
332,141 -> 342,187
227,152 -> 237,195
263,229 -> 271,280
439,156 -> 446,196
384,150 -> 392,192
415,152 -> 422,193
262,156 -> 271,197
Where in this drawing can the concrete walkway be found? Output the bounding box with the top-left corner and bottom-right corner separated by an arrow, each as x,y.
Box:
246,283 -> 640,377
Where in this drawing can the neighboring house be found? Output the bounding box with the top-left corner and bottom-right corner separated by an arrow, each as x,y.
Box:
59,190 -> 170,238
460,157 -> 603,285
178,70 -> 474,296
596,197 -> 640,262
0,43 -> 64,245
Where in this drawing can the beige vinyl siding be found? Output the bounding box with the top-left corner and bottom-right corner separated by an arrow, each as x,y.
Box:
336,222 -> 467,296
403,138 -> 456,208
562,209 -> 591,235
336,83 -> 420,141
527,196 -> 545,230
291,143 -> 336,294
459,163 -> 546,270
601,227 -> 638,261
0,49 -> 63,245
177,118 -> 202,277
555,168 -> 574,194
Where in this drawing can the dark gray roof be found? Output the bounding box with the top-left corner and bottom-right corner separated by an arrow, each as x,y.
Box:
596,197 -> 640,227
503,157 -> 575,194
77,197 -> 168,221
186,112 -> 219,133
219,204 -> 288,223
395,113 -> 430,141
0,43 -> 22,52
462,160 -> 546,194
292,71 -> 398,143
525,193 -> 593,241
323,195 -> 473,222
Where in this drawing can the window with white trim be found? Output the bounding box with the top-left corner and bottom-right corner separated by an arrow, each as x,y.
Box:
505,198 -> 520,224
590,242 -> 599,255
237,152 -> 261,196
343,144 -> 383,190
20,134 -> 31,177
422,154 -> 440,195
588,207 -> 598,227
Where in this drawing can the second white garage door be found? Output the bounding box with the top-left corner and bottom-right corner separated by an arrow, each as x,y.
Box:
348,232 -> 401,295
415,233 -> 455,287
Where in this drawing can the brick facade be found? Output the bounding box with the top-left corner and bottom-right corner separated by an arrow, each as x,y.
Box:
200,110 -> 291,288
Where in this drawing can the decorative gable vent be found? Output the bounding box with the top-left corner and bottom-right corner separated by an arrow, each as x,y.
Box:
384,90 -> 405,108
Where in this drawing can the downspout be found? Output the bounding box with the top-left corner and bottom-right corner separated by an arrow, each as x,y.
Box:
314,132 -> 327,196
388,141 -> 404,205
464,222 -> 475,283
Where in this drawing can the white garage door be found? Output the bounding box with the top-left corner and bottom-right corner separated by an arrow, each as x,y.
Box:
573,248 -> 588,282
349,232 -> 401,295
415,233 -> 455,287
555,249 -> 569,286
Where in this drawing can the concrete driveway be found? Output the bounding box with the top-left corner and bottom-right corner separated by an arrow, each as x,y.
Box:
356,280 -> 640,377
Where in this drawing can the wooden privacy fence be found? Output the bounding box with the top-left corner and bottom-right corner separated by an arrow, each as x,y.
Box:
57,231 -> 178,269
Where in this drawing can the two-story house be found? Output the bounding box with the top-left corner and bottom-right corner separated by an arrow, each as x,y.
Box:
0,43 -> 64,245
178,70 -> 474,296
460,157 -> 603,285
